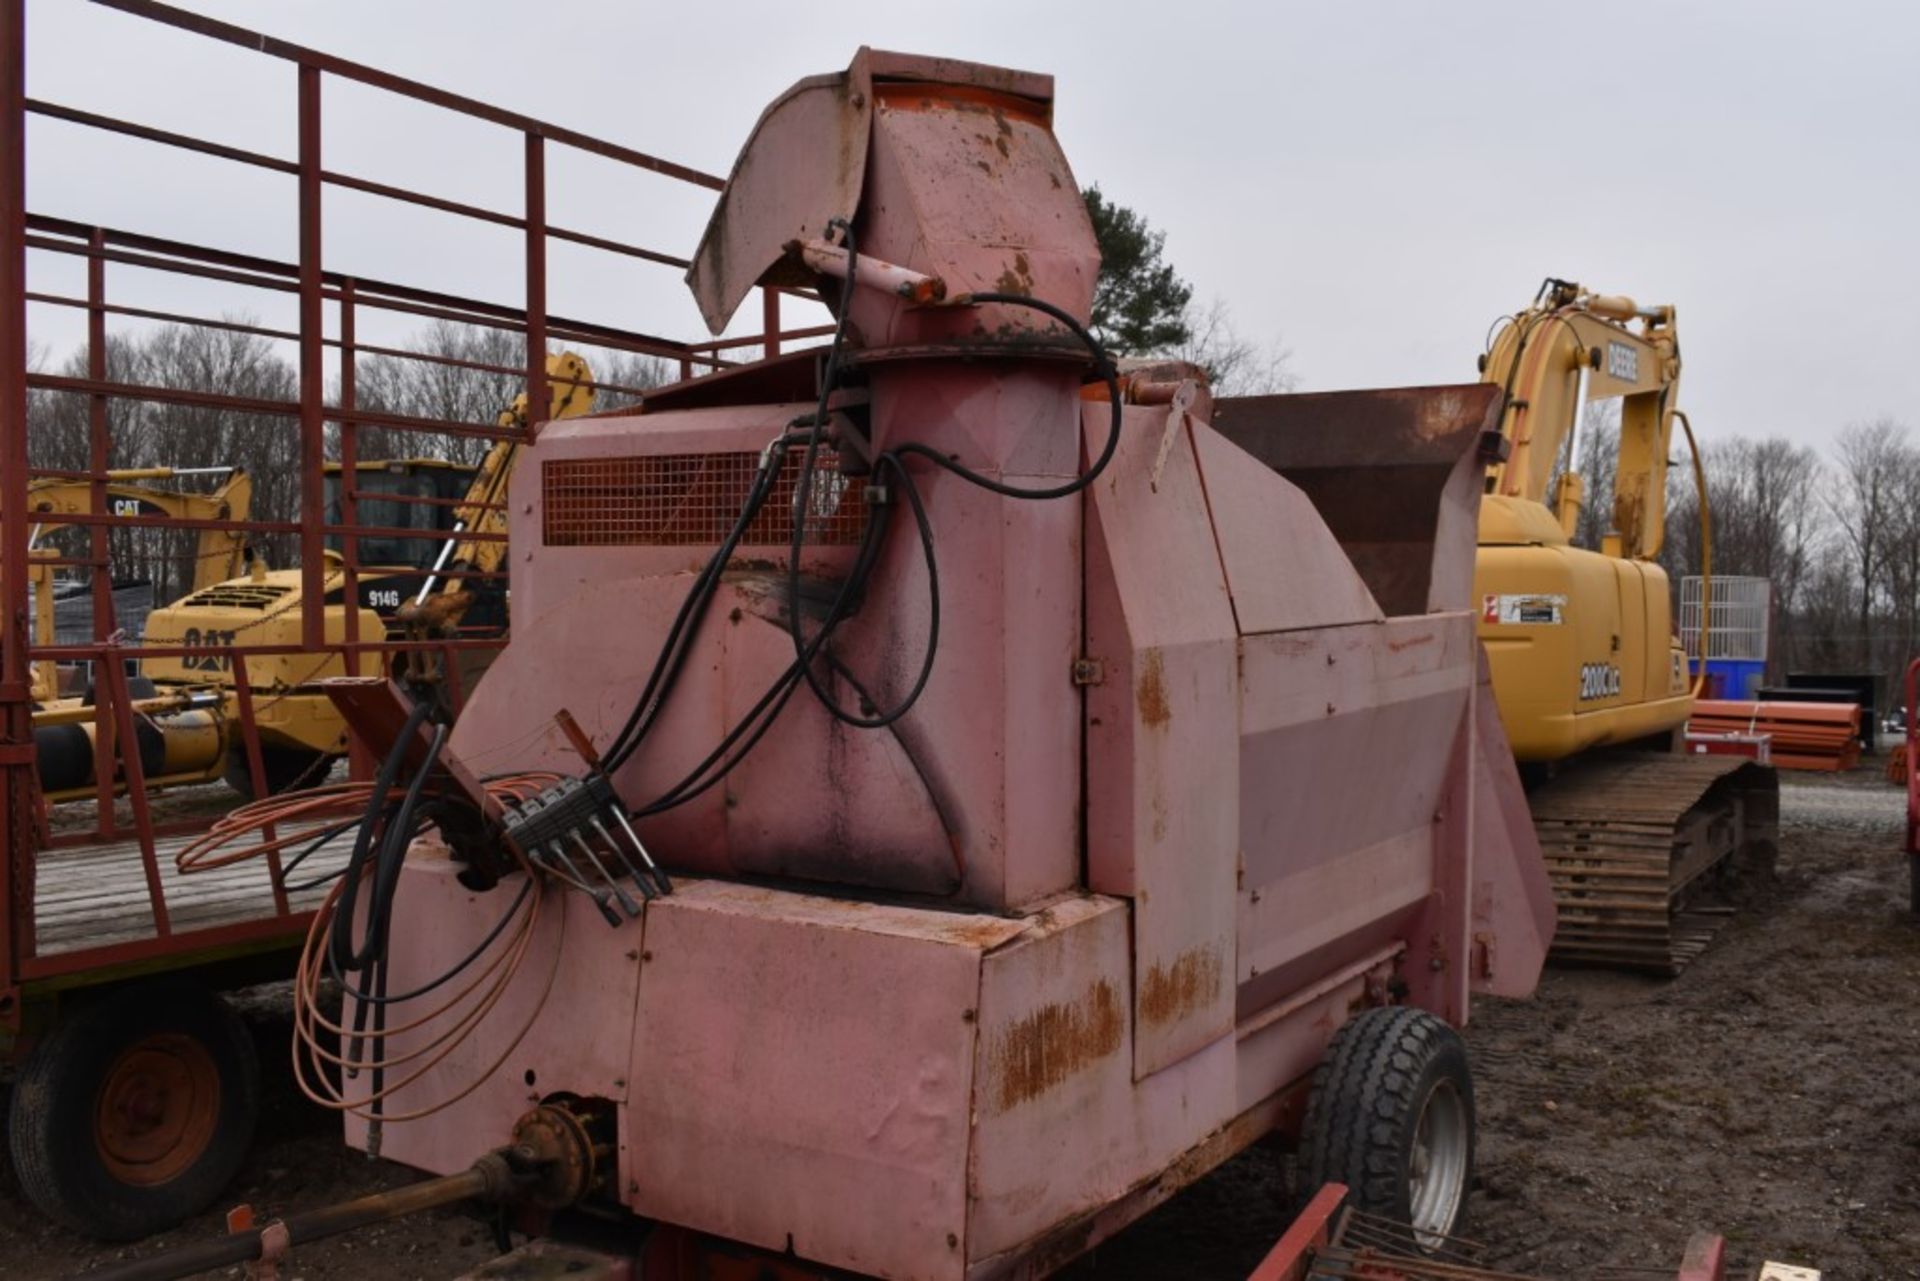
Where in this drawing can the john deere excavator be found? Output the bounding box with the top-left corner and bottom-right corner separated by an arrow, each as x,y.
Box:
1477,278 -> 1776,972
125,352 -> 595,797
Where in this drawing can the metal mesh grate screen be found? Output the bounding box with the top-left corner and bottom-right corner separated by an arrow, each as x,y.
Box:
542,451 -> 868,548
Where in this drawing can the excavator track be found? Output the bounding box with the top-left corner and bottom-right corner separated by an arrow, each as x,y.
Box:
1530,753 -> 1778,974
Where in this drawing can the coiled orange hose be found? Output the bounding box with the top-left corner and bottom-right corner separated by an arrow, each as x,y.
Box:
176,771 -> 569,1120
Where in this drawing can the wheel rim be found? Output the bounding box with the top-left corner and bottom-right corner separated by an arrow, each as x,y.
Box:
1407,1078 -> 1468,1247
93,1033 -> 222,1187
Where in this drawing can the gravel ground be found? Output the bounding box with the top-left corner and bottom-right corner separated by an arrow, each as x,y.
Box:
2,766 -> 1912,1279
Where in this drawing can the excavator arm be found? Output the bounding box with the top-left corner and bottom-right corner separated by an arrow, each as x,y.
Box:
16,467 -> 250,701
413,352 -> 595,613
24,467 -> 252,590
1481,279 -> 1679,558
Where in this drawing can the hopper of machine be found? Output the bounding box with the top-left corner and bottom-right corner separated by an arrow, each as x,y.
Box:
323,47 -> 1555,1281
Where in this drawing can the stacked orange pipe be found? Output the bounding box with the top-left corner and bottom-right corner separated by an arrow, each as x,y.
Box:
1689,699 -> 1861,771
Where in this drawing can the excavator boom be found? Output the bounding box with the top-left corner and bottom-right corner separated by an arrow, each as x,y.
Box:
12,467 -> 250,703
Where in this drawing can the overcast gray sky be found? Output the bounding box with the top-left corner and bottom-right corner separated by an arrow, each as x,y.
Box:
21,0 -> 1920,453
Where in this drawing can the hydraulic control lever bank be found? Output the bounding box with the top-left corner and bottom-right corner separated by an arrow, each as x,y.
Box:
143,47 -> 1558,1281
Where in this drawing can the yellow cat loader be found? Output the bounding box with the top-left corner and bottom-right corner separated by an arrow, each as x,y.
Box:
1476,279 -> 1776,972
36,355 -> 594,801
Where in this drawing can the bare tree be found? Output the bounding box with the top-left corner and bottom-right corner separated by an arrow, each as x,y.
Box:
135,323 -> 300,587
590,349 -> 675,412
350,322 -> 673,460
26,323 -> 296,601
1172,298 -> 1296,397
1665,435 -> 1828,676
30,312 -> 1905,700
352,320 -> 527,467
1878,444 -> 1920,688
27,319 -> 680,615
1826,417 -> 1909,672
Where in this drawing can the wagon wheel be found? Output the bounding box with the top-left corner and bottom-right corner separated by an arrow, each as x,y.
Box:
1297,1005 -> 1475,1251
8,978 -> 261,1241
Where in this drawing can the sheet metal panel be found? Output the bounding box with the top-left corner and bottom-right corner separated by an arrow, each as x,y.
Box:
1188,422 -> 1382,634
1235,617 -> 1474,1000
1084,403 -> 1238,1079
967,894 -> 1235,1263
628,880 -> 1023,1281
346,856 -> 643,1177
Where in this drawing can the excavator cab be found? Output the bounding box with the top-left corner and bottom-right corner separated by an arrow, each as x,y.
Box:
321,459 -> 478,573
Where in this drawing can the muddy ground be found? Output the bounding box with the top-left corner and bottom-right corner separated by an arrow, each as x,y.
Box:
3,768 -> 1913,1279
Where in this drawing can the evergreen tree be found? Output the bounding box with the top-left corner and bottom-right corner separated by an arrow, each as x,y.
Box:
1084,186 -> 1193,356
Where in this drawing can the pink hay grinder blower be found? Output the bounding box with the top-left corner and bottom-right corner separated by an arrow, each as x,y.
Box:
177,47 -> 1557,1281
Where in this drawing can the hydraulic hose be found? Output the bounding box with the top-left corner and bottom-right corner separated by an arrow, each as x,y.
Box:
1675,409 -> 1712,698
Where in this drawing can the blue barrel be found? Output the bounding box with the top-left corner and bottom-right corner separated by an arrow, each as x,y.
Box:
1692,657 -> 1767,699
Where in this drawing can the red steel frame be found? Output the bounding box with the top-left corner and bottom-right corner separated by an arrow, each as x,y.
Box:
0,0 -> 826,1026
1905,657 -> 1917,867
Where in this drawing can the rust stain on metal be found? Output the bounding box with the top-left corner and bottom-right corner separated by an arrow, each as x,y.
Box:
1135,649 -> 1170,729
992,251 -> 1034,297
942,915 -> 1029,948
1138,945 -> 1223,1028
990,979 -> 1124,1112
1386,630 -> 1435,652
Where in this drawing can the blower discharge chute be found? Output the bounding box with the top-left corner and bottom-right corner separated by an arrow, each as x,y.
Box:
246,49 -> 1555,1279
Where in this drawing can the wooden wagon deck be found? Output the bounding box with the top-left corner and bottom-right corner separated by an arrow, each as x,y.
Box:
32,828 -> 354,957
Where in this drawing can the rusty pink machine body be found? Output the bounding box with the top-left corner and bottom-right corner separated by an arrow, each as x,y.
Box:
1905,657 -> 1918,911
343,50 -> 1555,1279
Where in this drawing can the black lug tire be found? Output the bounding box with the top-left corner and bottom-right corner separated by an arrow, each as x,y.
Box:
1297,1005 -> 1475,1248
8,979 -> 261,1241
223,745 -> 332,799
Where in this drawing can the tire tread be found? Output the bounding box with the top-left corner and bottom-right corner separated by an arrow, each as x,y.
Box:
7,979 -> 260,1241
1298,1006 -> 1474,1240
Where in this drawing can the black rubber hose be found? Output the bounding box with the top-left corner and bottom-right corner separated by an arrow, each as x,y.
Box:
787,289 -> 1116,728
793,451 -> 940,730
329,698 -> 431,974
886,290 -> 1123,501
601,433 -> 801,773
638,478 -> 893,815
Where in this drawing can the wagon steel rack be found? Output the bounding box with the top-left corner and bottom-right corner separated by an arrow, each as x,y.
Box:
1904,656 -> 1918,913
0,0 -> 823,1240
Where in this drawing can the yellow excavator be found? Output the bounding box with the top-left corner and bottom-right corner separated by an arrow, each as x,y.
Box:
18,467 -> 252,705
124,352 -> 595,796
33,455 -> 497,801
24,468 -> 254,800
1476,279 -> 1777,972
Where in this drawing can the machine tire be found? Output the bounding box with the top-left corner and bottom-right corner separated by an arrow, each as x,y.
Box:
223,745 -> 332,798
8,979 -> 260,1241
1298,1005 -> 1474,1251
